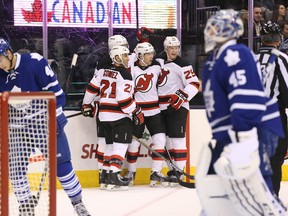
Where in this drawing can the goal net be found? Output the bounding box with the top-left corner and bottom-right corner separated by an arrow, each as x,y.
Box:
0,92 -> 57,216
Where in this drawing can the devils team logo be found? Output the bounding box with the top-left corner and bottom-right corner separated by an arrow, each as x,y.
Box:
158,68 -> 170,87
135,74 -> 154,93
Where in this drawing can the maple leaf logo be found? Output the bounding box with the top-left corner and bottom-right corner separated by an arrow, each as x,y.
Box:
22,0 -> 54,23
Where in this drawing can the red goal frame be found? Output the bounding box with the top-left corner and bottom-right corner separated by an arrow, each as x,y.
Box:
0,92 -> 57,216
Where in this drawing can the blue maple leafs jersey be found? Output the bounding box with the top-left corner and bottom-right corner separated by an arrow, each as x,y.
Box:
0,53 -> 65,108
202,40 -> 283,142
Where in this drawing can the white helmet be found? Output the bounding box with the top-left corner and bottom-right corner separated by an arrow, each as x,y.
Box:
134,42 -> 155,57
109,45 -> 130,66
108,35 -> 129,50
204,9 -> 244,53
163,36 -> 181,50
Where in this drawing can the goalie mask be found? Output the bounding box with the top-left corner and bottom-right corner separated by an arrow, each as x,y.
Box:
0,38 -> 12,56
109,45 -> 130,68
108,35 -> 129,50
204,9 -> 244,53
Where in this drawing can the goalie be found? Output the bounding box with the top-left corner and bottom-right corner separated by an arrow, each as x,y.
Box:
197,9 -> 287,216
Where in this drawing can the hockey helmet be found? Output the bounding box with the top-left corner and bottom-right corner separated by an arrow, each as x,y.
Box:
134,42 -> 155,57
109,45 -> 130,64
204,9 -> 244,53
261,21 -> 282,43
0,38 -> 12,56
163,36 -> 180,50
108,35 -> 129,50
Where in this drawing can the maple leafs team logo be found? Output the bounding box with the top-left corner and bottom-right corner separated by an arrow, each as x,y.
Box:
135,73 -> 154,93
158,68 -> 170,87
22,0 -> 53,23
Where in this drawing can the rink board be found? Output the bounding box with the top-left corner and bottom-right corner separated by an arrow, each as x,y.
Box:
63,110 -> 288,188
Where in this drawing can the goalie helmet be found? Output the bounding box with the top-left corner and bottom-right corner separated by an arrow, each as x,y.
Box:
108,35 -> 129,50
204,9 -> 244,53
163,36 -> 180,50
109,45 -> 130,65
261,21 -> 282,44
134,42 -> 155,57
0,38 -> 12,56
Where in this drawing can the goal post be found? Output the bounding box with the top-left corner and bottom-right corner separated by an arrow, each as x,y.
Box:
0,92 -> 57,216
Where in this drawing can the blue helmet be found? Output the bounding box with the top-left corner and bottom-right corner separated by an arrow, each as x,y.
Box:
204,9 -> 244,53
0,38 -> 12,56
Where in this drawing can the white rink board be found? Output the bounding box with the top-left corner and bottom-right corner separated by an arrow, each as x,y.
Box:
64,109 -> 212,171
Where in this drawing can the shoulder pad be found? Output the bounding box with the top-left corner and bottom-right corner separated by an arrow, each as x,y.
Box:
118,67 -> 132,80
173,56 -> 191,67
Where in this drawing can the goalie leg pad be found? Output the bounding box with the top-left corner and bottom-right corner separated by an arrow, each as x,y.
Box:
222,170 -> 287,216
196,143 -> 241,216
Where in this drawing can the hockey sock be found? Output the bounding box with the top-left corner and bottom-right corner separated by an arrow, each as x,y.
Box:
151,133 -> 166,172
110,143 -> 129,172
126,139 -> 140,172
11,176 -> 33,203
57,161 -> 82,203
97,137 -> 107,170
170,137 -> 187,170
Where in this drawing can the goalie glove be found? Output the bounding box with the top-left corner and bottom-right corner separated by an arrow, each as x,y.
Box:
136,27 -> 154,43
132,106 -> 144,125
214,127 -> 260,179
81,103 -> 98,118
168,89 -> 188,110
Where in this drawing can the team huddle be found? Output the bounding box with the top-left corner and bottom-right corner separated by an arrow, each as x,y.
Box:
81,33 -> 200,190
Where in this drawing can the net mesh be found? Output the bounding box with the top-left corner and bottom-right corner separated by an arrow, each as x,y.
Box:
5,98 -> 51,215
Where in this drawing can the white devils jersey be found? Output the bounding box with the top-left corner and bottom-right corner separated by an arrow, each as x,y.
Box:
83,64 -> 136,122
131,61 -> 161,117
156,55 -> 200,110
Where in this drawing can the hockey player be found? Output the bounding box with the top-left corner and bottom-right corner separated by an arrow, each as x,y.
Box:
256,21 -> 288,197
156,36 -> 200,185
197,9 -> 287,215
82,45 -> 144,190
0,38 -> 90,215
82,34 -> 134,189
126,42 -> 169,187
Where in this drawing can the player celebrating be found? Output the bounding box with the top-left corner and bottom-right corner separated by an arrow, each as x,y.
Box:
156,36 -> 200,185
197,9 -> 286,215
82,45 -> 144,190
82,34 -> 133,189
126,42 -> 169,186
0,38 -> 90,215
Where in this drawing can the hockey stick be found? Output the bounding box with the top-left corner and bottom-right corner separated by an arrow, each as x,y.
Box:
65,54 -> 78,94
164,146 -> 195,189
35,160 -> 48,205
132,135 -> 195,183
66,112 -> 82,119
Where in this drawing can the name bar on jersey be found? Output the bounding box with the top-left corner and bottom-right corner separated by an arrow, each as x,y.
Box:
14,0 -> 177,29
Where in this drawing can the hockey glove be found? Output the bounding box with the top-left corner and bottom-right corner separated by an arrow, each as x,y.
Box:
81,103 -> 97,118
214,128 -> 260,179
136,27 -> 154,43
132,106 -> 144,125
168,89 -> 188,110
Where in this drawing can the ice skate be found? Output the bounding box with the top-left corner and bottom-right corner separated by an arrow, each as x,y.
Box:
150,171 -> 169,187
107,171 -> 132,191
72,200 -> 91,216
123,171 -> 136,186
167,170 -> 183,187
99,169 -> 109,190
